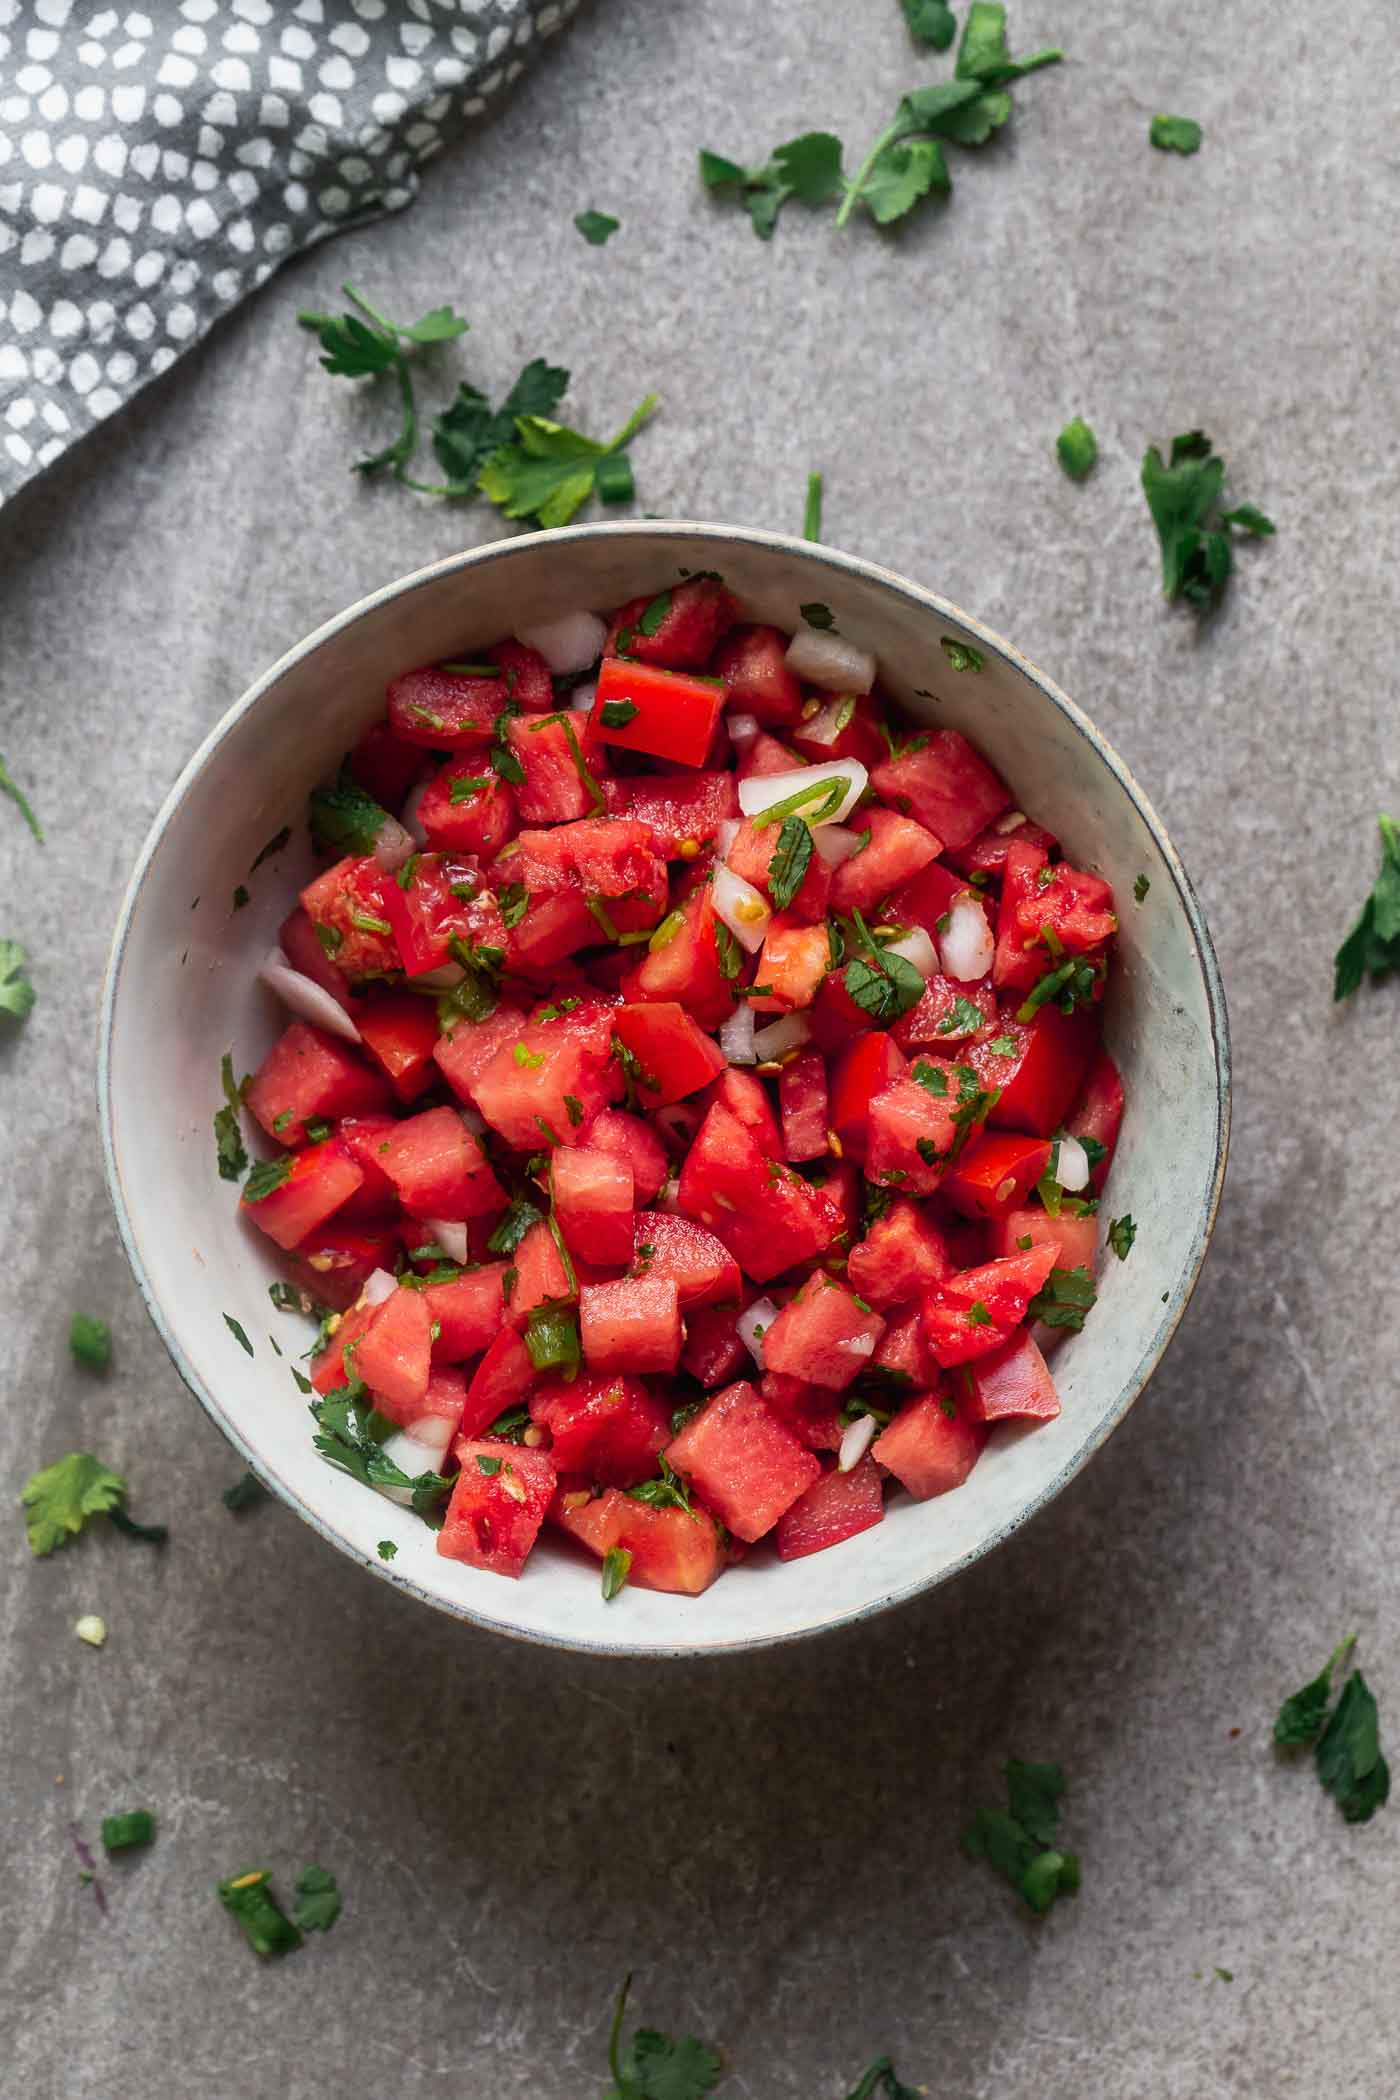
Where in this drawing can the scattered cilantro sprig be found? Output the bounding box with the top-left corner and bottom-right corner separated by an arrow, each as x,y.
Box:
962,1759 -> 1081,1913
0,753 -> 44,843
1150,114 -> 1202,155
1056,416 -> 1097,481
1275,1634 -> 1390,1824
576,210 -> 620,245
698,133 -> 845,240
21,1453 -> 167,1556
0,938 -> 36,1025
1334,814 -> 1400,1001
1141,430 -> 1275,609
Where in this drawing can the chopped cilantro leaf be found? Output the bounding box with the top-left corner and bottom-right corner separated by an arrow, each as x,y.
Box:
222,1471 -> 265,1513
486,1403 -> 532,1443
249,825 -> 291,872
1316,1670 -> 1390,1824
376,1536 -> 397,1560
0,938 -> 35,1024
478,392 -> 658,529
224,1313 -> 255,1356
768,815 -> 814,911
310,1386 -> 450,1519
232,884 -> 250,911
937,994 -> 987,1036
1150,113 -> 1202,155
293,1864 -> 341,1933
1027,1264 -> 1097,1331
497,880 -> 529,930
421,358 -> 569,497
242,1156 -> 293,1205
984,1033 -> 1018,1057
564,1093 -> 585,1127
1016,955 -> 1100,1021
218,1868 -> 302,1957
69,1314 -> 111,1372
476,1454 -> 504,1476
1056,417 -> 1097,481
1275,1634 -> 1356,1748
21,1453 -> 125,1556
102,1810 -> 155,1852
626,1455 -> 693,1516
940,637 -> 983,672
601,698 -> 639,728
699,131 -> 844,239
1134,872 -> 1150,902
900,0 -> 956,48
1334,814 -> 1400,1001
962,1757 -> 1079,1914
601,1545 -> 632,1601
1141,430 -> 1275,609
487,1195 -> 544,1257
1107,1214 -> 1136,1261
575,209 -> 620,245
607,1975 -> 722,2100
800,600 -> 836,630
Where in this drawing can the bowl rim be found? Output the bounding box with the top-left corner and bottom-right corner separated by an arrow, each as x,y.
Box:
98,520 -> 1231,1657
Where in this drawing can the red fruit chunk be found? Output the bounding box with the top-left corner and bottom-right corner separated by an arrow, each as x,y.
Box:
738,730 -> 804,779
789,694 -> 886,770
870,728 -> 1011,852
677,1102 -> 841,1284
387,664 -> 509,748
808,966 -> 875,1054
878,858 -> 971,945
965,1328 -> 1061,1422
507,713 -> 608,824
759,1372 -> 844,1452
622,888 -> 735,1032
1064,1047 -> 1124,1191
779,1048 -> 829,1162
508,1219 -> 575,1329
356,1285 -> 433,1417
763,1276 -> 886,1392
713,623 -> 805,728
726,817 -> 832,924
438,1440 -> 556,1579
380,1105 -> 506,1221
665,1379 -> 820,1542
580,1276 -> 682,1375
240,1139 -> 364,1252
591,657 -> 726,769
348,719 -> 425,809
993,838 -> 1052,995
485,637 -> 555,712
461,1328 -> 535,1437
512,815 -> 666,903
425,1264 -> 509,1362
509,891 -> 598,968
872,1305 -> 935,1387
681,1300 -> 750,1388
847,1197 -> 953,1308
333,1113 -> 400,1217
829,1032 -> 906,1161
945,815 -> 1057,878
701,1067 -> 784,1158
300,857 -> 400,980
830,809 -> 942,914
865,1070 -> 963,1194
246,1021 -> 391,1146
891,974 -> 996,1051
553,1486 -> 723,1594
379,851 -> 493,977
924,1243 -> 1058,1367
971,1005 -> 1098,1138
602,768 -> 738,855
873,1393 -> 984,1498
416,762 -> 517,858
942,1131 -> 1053,1222
586,1108 -> 670,1204
310,1301 -> 374,1394
433,1005 -> 531,1105
634,1212 -> 741,1308
529,1373 -> 670,1487
611,1001 -> 727,1107
604,576 -> 736,668
552,1145 -> 635,1266
820,1157 -> 862,1239
994,1206 -> 1097,1273
776,1456 -> 885,1561
471,1011 -> 616,1150
749,917 -> 831,1013
286,1225 -> 398,1312
355,992 -> 442,1103
278,906 -> 354,1012
1016,860 -> 1117,956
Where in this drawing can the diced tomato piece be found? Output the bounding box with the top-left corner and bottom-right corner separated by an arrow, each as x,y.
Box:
870,728 -> 1011,851
438,1440 -> 556,1578
923,1243 -> 1058,1366
872,1305 -> 935,1387
245,1022 -> 391,1147
472,1010 -> 616,1150
416,761 -> 517,857
891,974 -> 996,1051
508,890 -> 599,968
828,1032 -> 907,1161
943,1131 -> 1053,1222
591,657 -> 726,769
604,576 -> 736,668
331,1112 -> 400,1217
425,1264 -> 509,1362
1064,1047 -> 1124,1191
348,719 -> 426,809
677,1102 -> 841,1283
762,1276 -> 886,1393
552,1145 -> 635,1265
665,1379 -> 820,1542
749,917 -> 831,1013
507,712 -> 609,824
830,809 -> 942,914
993,838 -> 1051,994
779,1048 -> 829,1162
634,1212 -> 741,1307
945,816 -> 1058,878
700,1067 -> 785,1158
876,858 -> 970,945
964,1327 -> 1061,1422
387,664 -> 509,748
726,818 -> 832,924
994,1205 -> 1098,1272
529,1373 -> 670,1487
300,856 -> 400,980
486,636 -> 555,712
286,1224 -> 398,1311
602,768 -> 738,855
432,1005 -> 531,1107
971,1004 -> 1098,1138
611,1001 -> 727,1107
873,1393 -> 985,1498
622,887 -> 735,1032
865,1068 -> 964,1194
580,1275 -> 682,1375
278,905 -> 354,1012
553,1486 -> 724,1594
309,1300 -> 375,1394
355,1285 -> 433,1417
585,1108 -> 669,1204
847,1197 -> 953,1308
682,1299 -> 751,1388
776,1456 -> 885,1560
461,1327 -> 535,1437
378,851 -> 489,977
354,991 -> 442,1103
379,1106 -> 505,1221
758,1372 -> 844,1451
713,623 -> 806,727
1015,860 -> 1117,956
507,1219 -> 575,1329
807,965 -> 875,1053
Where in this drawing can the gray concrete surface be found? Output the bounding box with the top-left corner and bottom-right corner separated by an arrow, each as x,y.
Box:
4,1 -> 1399,2092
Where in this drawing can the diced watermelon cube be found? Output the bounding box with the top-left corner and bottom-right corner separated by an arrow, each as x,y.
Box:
355,1285 -> 433,1419
992,838 -> 1051,995
286,1224 -> 398,1311
761,1275 -> 886,1393
579,1276 -> 682,1375
713,623 -> 805,727
923,1243 -> 1059,1366
872,1305 -> 935,1388
551,1145 -> 635,1266
700,1068 -> 784,1159
387,664 -> 509,747
553,1486 -> 724,1594
942,1131 -> 1053,1222
778,1047 -> 829,1162
507,713 -> 608,824
758,1371 -> 844,1451
676,1102 -> 841,1284
424,1264 -> 509,1362
438,1440 -> 556,1578
240,1139 -> 365,1251
604,576 -> 736,667
633,1212 -> 742,1308
486,637 -> 555,712
461,1328 -> 536,1437
872,1392 -> 985,1498
877,859 -> 972,944
585,1108 -> 670,1204
681,1300 -> 750,1388
737,730 -> 804,780
433,1006 -> 532,1106
602,768 -> 739,855
870,728 -> 1011,851
965,1328 -> 1061,1422
846,1197 -> 954,1308
665,1379 -> 821,1542
379,850 -> 493,977
379,1105 -> 506,1220
507,889 -> 598,969
775,1456 -> 885,1560
507,1219 -> 575,1329
1064,1047 -> 1124,1191
993,1205 -> 1098,1271
300,857 -> 401,980
529,1373 -> 670,1487
866,1070 -> 963,1193
971,1005 -> 1098,1138
828,1032 -> 907,1161
749,917 -> 831,1012
891,974 -> 997,1052
621,888 -> 735,1032
246,1021 -> 392,1146
348,718 -> 426,808
355,991 -> 443,1103
278,905 -> 354,1013
310,1300 -> 375,1394
829,809 -> 942,914
471,1011 -> 617,1151
330,1114 -> 400,1218
611,1001 -> 727,1107
416,762 -> 517,858
945,815 -> 1057,879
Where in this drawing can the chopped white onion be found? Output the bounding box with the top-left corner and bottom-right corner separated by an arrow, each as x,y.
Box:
413,962 -> 465,991
737,759 -> 867,828
373,815 -> 417,874
712,864 -> 771,953
569,679 -> 598,715
882,927 -> 940,980
720,1001 -> 757,1065
422,1217 -> 470,1264
797,697 -> 853,749
993,808 -> 1027,836
1055,1134 -> 1091,1193
259,948 -> 363,1044
379,1419 -> 454,1495
715,816 -> 741,860
517,609 -> 608,676
726,710 -> 761,749
838,1414 -> 877,1472
785,627 -> 877,695
753,1012 -> 811,1061
939,896 -> 995,982
400,773 -> 434,846
737,1297 -> 779,1369
813,823 -> 865,868
361,1267 -> 398,1308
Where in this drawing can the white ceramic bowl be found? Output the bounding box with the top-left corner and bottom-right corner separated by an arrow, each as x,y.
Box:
100,524 -> 1229,1656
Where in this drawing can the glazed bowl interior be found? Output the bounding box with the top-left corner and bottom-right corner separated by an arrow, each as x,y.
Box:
100,523 -> 1229,1656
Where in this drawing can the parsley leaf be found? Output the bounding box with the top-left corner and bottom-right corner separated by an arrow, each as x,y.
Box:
1275,1634 -> 1356,1748
768,815 -> 814,911
698,131 -> 845,239
243,1156 -> 293,1205
424,357 -> 570,496
218,1869 -> 302,1958
900,0 -> 956,48
0,753 -> 44,842
293,1864 -> 341,1933
1141,430 -> 1275,609
0,938 -> 36,1024
1107,1214 -> 1136,1261
940,637 -> 983,672
1056,416 -> 1097,481
626,1456 -> 694,1516
310,1386 -> 451,1520
601,1545 -> 632,1601
297,283 -> 468,478
575,210 -> 620,245
1316,1671 -> 1391,1824
936,994 -> 987,1036
1027,1264 -> 1097,1331
478,393 -> 659,529
606,1976 -> 722,2100
962,1758 -> 1080,1913
1334,814 -> 1400,1001
844,909 -> 925,1022
21,1453 -> 126,1556
309,773 -> 392,857
102,1810 -> 156,1852
223,1471 -> 266,1513
1134,872 -> 1150,902
1150,113 -> 1202,155
70,1314 -> 111,1371
844,2061 -> 923,2100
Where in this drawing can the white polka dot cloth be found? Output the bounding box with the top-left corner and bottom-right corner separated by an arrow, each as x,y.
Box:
0,0 -> 581,504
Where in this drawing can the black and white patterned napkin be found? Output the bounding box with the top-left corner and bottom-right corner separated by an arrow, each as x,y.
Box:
0,0 -> 580,507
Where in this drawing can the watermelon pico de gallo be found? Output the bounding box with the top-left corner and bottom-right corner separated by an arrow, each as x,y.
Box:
230,575 -> 1127,1600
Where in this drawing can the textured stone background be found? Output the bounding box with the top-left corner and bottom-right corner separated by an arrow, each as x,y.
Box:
5,1 -> 1399,2093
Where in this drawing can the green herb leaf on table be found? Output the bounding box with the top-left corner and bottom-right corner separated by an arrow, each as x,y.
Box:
218,1869 -> 302,1958
1107,1213 -> 1136,1261
1275,1634 -> 1357,1747
900,0 -> 956,48
293,1864 -> 342,1933
844,2059 -> 923,2100
601,1545 -> 632,1601
1316,1671 -> 1391,1823
961,1758 -> 1080,1913
424,357 -> 570,496
1056,417 -> 1098,480
478,392 -> 659,529
69,1314 -> 112,1372
698,131 -> 845,239
1334,814 -> 1400,1001
1141,430 -> 1275,609
0,752 -> 44,843
102,1810 -> 156,1852
606,1976 -> 722,2100
575,210 -> 620,245
0,938 -> 36,1024
21,1453 -> 125,1556
1150,114 -> 1202,155
1027,1264 -> 1097,1331
223,1471 -> 266,1513
803,470 -> 823,541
